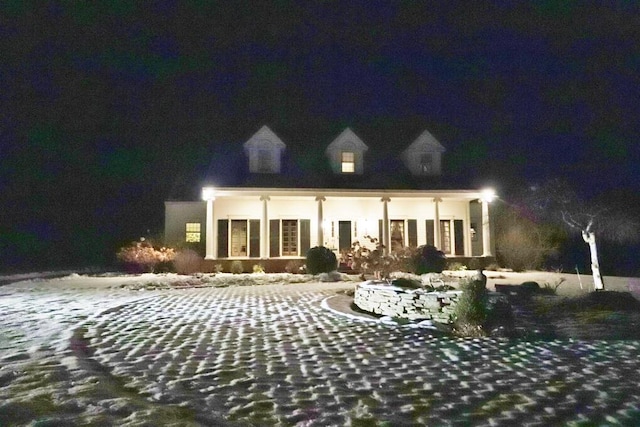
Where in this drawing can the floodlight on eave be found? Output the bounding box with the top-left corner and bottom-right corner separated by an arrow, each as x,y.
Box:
481,188 -> 496,203
202,187 -> 216,201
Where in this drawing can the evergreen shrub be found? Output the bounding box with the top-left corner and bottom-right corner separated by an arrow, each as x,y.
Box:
230,260 -> 243,274
414,245 -> 447,274
306,246 -> 337,274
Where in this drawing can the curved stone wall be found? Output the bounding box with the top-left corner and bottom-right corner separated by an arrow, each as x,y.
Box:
354,281 -> 461,323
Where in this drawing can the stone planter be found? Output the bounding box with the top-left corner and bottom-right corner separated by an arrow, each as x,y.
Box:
354,280 -> 462,323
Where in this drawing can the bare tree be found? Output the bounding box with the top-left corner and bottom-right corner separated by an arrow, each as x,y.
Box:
528,179 -> 639,290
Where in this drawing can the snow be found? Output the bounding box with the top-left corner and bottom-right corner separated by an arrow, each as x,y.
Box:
2,270 -> 640,425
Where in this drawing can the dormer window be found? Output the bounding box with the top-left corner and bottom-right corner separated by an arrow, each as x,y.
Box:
401,129 -> 446,176
325,128 -> 368,175
243,125 -> 286,174
341,151 -> 355,173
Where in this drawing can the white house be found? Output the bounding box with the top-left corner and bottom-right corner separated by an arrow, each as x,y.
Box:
164,126 -> 495,271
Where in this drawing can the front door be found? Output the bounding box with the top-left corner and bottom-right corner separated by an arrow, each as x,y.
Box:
338,221 -> 352,252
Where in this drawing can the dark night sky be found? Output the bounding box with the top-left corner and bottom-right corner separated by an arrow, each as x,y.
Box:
1,1 -> 639,271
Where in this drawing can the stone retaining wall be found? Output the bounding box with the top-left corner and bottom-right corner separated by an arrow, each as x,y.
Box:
354,281 -> 462,323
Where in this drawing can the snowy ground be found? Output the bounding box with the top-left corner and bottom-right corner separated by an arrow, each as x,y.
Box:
1,271 -> 640,426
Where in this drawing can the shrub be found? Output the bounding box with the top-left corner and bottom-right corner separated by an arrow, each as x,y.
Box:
454,277 -> 488,336
117,239 -> 176,273
285,260 -> 305,274
230,260 -> 243,274
214,264 -> 223,273
252,264 -> 265,273
343,235 -> 418,279
306,246 -> 338,274
414,245 -> 447,274
173,249 -> 202,274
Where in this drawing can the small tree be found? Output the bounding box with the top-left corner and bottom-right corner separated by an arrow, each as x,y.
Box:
493,202 -> 565,271
528,179 -> 639,290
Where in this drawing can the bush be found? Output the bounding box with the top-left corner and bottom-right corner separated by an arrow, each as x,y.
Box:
414,245 -> 447,274
230,260 -> 243,274
173,249 -> 202,274
454,277 -> 488,336
285,260 -> 305,274
342,235 -> 418,279
306,246 -> 338,274
117,239 -> 176,273
252,264 -> 265,273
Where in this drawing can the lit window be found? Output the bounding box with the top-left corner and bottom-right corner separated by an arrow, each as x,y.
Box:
341,151 -> 355,173
230,220 -> 248,256
185,223 -> 201,242
282,220 -> 298,256
390,220 -> 404,252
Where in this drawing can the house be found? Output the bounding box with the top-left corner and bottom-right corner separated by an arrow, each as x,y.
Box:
164,125 -> 496,271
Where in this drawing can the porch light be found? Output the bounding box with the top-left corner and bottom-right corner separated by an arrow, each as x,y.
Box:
480,188 -> 496,203
202,187 -> 216,201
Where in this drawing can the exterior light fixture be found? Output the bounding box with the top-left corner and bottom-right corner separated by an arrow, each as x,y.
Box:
481,188 -> 496,203
202,187 -> 216,201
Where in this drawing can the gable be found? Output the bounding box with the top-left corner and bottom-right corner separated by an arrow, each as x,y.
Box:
243,125 -> 286,173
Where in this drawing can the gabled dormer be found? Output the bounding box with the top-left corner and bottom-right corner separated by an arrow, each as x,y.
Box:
325,128 -> 368,175
243,125 -> 286,174
401,129 -> 446,176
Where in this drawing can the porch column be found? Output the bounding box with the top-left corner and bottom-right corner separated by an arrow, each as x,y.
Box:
260,195 -> 270,258
482,199 -> 492,256
433,197 -> 441,250
465,201 -> 472,256
381,196 -> 390,255
316,196 -> 325,246
205,198 -> 215,260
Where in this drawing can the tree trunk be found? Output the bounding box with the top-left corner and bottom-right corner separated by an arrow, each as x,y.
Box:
582,231 -> 604,291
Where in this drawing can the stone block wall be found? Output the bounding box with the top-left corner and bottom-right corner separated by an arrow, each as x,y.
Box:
354,281 -> 462,323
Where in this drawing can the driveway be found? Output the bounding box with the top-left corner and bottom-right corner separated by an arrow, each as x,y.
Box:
1,275 -> 640,426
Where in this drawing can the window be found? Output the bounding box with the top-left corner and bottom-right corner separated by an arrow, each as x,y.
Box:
185,223 -> 201,242
281,219 -> 298,256
390,220 -> 404,252
258,149 -> 271,173
341,151 -> 355,173
420,153 -> 433,174
230,220 -> 248,256
440,220 -> 451,254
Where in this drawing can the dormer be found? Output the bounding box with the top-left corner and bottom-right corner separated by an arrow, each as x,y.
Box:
243,125 -> 286,174
325,128 -> 368,174
401,129 -> 446,176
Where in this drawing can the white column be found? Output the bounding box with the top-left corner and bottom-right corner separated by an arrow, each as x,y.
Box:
433,197 -> 441,249
205,198 -> 215,259
260,195 -> 269,258
465,201 -> 472,257
482,200 -> 492,256
316,196 -> 325,246
381,197 -> 390,255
